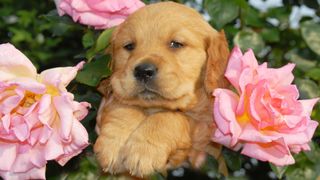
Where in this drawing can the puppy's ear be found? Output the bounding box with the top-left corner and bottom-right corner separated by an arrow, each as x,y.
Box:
204,30 -> 230,95
97,26 -> 120,97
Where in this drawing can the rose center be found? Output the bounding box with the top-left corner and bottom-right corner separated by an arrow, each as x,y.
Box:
236,112 -> 250,125
19,85 -> 59,108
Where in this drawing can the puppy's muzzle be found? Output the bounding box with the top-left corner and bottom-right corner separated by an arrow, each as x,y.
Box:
134,62 -> 158,83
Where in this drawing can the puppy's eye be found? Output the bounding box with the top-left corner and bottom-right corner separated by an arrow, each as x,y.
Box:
169,41 -> 184,49
123,43 -> 135,51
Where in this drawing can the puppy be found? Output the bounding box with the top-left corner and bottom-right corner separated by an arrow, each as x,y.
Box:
94,1 -> 229,177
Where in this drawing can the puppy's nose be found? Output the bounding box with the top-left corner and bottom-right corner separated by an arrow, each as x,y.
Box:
134,63 -> 157,83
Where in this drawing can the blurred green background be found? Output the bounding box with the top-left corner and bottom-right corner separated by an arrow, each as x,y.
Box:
0,0 -> 320,179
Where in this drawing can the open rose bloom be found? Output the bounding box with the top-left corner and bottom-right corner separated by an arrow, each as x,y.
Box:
0,43 -> 90,179
54,0 -> 145,29
212,46 -> 318,166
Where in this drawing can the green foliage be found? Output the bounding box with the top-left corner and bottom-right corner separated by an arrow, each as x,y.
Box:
270,164 -> 288,179
301,21 -> 320,56
1,0 -> 320,179
233,29 -> 265,54
204,0 -> 240,29
285,142 -> 320,180
222,148 -> 242,171
76,55 -> 111,87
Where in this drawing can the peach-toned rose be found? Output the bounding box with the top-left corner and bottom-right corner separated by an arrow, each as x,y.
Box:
212,46 -> 318,166
0,43 -> 90,179
54,0 -> 145,29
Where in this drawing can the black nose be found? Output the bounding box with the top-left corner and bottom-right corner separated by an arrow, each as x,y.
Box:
134,63 -> 157,83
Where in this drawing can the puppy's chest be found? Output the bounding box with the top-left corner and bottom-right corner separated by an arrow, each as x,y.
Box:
143,107 -> 211,123
144,108 -> 167,115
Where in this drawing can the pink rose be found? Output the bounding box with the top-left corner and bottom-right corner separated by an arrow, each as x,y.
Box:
0,43 -> 90,179
54,0 -> 145,29
212,46 -> 319,166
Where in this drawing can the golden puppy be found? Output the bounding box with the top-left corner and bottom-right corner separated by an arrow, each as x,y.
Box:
94,1 -> 229,177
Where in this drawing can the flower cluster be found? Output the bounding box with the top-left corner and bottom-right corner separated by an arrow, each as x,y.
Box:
0,43 -> 90,179
212,46 -> 318,166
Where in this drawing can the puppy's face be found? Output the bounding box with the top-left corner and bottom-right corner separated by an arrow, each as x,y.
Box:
110,2 -> 228,110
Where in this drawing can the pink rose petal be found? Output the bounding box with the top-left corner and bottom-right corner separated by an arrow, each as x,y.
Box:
241,138 -> 295,166
0,43 -> 37,81
53,95 -> 74,140
0,143 -> 17,171
40,61 -> 85,88
55,0 -> 145,29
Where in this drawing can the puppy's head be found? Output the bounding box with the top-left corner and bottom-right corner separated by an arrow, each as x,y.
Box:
109,2 -> 229,110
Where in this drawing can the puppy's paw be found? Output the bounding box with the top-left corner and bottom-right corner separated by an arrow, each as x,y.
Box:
94,136 -> 124,174
119,140 -> 169,177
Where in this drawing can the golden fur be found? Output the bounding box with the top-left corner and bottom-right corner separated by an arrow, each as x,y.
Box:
94,2 -> 229,177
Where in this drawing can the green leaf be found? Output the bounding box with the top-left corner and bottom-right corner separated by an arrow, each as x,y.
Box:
150,173 -> 166,180
85,47 -> 96,61
201,155 -> 222,179
286,167 -> 314,180
17,10 -> 36,27
304,142 -> 320,164
295,78 -> 320,99
306,68 -> 320,81
233,29 -> 265,54
222,148 -> 241,171
85,28 -> 113,61
204,0 -> 239,29
243,7 -> 264,27
65,156 -> 99,180
95,28 -> 113,52
76,55 -> 111,87
261,28 -> 280,43
8,28 -> 33,43
270,163 -> 288,179
301,21 -> 320,56
285,51 -> 317,72
82,30 -> 95,48
265,7 -> 290,29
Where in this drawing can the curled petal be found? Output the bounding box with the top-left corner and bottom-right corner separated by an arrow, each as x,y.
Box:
88,0 -> 141,13
213,89 -> 241,146
0,143 -> 17,171
300,98 -> 319,117
241,138 -> 295,166
257,63 -> 295,88
283,115 -> 303,128
2,114 -> 11,133
40,61 -> 85,88
239,124 -> 275,143
270,119 -> 318,146
53,95 -> 74,140
38,94 -> 53,126
8,78 -> 46,94
72,101 -> 91,121
241,49 -> 259,69
57,0 -> 71,15
0,166 -> 46,180
30,146 -> 47,168
55,120 -> 89,166
13,122 -> 29,142
225,46 -> 251,91
44,133 -> 64,160
9,145 -> 34,173
0,43 -> 37,81
212,129 -> 232,148
0,94 -> 23,114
